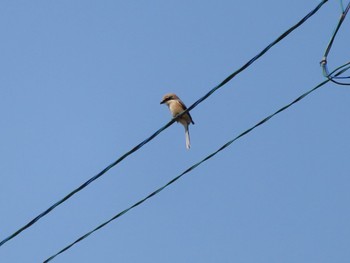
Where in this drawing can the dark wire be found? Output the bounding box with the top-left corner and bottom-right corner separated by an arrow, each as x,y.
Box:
320,1 -> 350,85
0,0 -> 329,248
44,76 -> 334,263
44,61 -> 350,261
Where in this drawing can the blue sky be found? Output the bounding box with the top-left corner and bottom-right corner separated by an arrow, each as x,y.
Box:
1,1 -> 349,262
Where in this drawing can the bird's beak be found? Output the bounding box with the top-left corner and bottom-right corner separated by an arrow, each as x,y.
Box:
160,99 -> 165,104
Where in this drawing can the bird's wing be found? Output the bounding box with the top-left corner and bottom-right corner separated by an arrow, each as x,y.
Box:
178,100 -> 195,125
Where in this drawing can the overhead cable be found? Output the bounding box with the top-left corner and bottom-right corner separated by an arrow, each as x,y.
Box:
320,0 -> 350,85
44,74 -> 344,262
0,0 -> 328,248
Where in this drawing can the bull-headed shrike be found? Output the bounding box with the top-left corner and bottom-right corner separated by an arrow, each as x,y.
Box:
160,93 -> 195,150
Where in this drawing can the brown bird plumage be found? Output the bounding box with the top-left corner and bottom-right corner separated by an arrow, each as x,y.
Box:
160,93 -> 194,149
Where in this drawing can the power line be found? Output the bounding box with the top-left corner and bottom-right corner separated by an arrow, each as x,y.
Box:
320,0 -> 350,85
44,76 -> 336,263
0,0 -> 328,248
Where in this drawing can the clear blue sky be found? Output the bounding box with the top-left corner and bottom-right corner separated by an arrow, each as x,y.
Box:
1,1 -> 349,262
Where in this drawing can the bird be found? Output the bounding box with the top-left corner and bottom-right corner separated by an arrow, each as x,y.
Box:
160,93 -> 195,150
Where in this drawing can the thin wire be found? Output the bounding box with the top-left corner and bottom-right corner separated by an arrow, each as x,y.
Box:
44,76 -> 335,263
185,0 -> 328,114
0,0 -> 329,248
320,1 -> 350,85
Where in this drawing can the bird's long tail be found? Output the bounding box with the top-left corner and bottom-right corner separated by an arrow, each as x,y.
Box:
185,125 -> 191,150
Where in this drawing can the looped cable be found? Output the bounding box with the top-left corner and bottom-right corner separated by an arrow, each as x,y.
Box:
321,1 -> 350,85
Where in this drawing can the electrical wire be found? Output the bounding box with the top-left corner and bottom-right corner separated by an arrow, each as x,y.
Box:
0,0 -> 329,249
320,1 -> 350,85
44,73 -> 346,262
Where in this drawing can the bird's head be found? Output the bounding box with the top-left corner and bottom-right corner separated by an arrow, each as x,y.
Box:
160,93 -> 179,105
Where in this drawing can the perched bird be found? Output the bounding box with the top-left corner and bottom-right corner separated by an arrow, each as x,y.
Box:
160,93 -> 195,149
